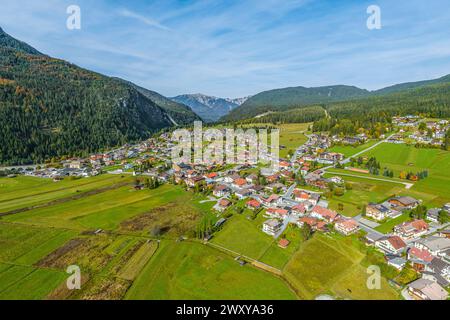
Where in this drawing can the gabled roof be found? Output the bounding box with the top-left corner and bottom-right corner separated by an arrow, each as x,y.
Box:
387,236 -> 407,250
409,247 -> 434,262
312,205 -> 338,220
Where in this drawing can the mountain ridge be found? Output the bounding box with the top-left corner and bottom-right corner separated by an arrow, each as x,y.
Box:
221,76 -> 450,122
171,93 -> 249,122
0,27 -> 199,164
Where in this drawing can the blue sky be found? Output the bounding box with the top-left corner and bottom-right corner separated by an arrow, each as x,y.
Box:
1,0 -> 449,97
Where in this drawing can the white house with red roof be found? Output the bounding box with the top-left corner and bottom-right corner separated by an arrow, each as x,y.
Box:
334,218 -> 359,236
375,236 -> 407,255
394,220 -> 429,240
266,208 -> 289,219
311,205 -> 339,223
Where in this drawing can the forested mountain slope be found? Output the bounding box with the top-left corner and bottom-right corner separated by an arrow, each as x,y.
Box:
0,27 -> 198,164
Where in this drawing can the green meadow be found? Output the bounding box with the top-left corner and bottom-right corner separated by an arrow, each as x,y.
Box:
364,143 -> 450,207
329,140 -> 379,158
125,241 -> 296,300
284,233 -> 398,300
0,175 -> 301,300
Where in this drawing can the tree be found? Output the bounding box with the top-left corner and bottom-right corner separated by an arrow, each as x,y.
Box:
410,205 -> 427,220
438,210 -> 450,224
334,187 -> 345,197
301,223 -> 313,241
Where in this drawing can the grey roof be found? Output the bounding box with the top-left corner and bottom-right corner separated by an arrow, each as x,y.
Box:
421,271 -> 449,288
264,219 -> 281,227
366,232 -> 384,242
387,257 -> 407,266
416,236 -> 450,252
407,278 -> 448,300
427,208 -> 440,216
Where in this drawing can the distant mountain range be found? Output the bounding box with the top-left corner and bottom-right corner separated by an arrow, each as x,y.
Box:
222,75 -> 450,122
0,26 -> 200,164
171,94 -> 250,122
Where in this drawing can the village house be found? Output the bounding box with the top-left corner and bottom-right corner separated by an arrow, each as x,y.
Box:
234,188 -> 251,200
248,185 -> 264,193
375,236 -> 407,255
278,238 -> 290,249
310,205 -> 339,223
387,257 -> 407,271
232,178 -> 248,189
291,203 -> 308,217
388,196 -> 420,210
423,258 -> 450,287
413,236 -> 450,259
293,190 -> 320,205
408,246 -> 434,272
394,220 -> 429,240
262,219 -> 283,236
296,217 -> 327,232
246,199 -> 262,210
204,172 -> 218,180
366,203 -> 392,221
334,218 -> 359,236
426,208 -> 441,223
186,176 -> 205,188
215,199 -> 232,212
266,208 -> 289,219
261,194 -> 281,207
213,185 -> 230,198
407,278 -> 448,300
245,173 -> 259,184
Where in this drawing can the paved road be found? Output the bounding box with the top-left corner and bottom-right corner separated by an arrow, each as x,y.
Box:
283,183 -> 297,199
274,214 -> 292,239
354,214 -> 384,237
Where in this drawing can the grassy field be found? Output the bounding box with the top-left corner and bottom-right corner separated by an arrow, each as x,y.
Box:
0,175 -> 301,300
364,143 -> 450,207
329,140 -> 379,158
241,122 -> 310,158
284,233 -> 399,300
278,123 -> 310,158
323,173 -> 404,217
125,241 -> 297,300
0,174 -> 129,214
211,213 -> 275,260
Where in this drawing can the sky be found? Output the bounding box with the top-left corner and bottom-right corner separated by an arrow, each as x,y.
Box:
0,0 -> 449,98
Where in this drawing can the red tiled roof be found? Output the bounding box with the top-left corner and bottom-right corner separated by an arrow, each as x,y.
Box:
219,199 -> 231,207
298,217 -> 317,226
278,239 -> 290,248
267,208 -> 288,216
233,178 -> 247,186
312,205 -> 338,220
279,161 -> 290,167
409,247 -> 433,262
336,219 -> 358,230
266,194 -> 280,203
387,236 -> 407,250
246,199 -> 261,208
292,203 -> 307,213
411,220 -> 429,231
